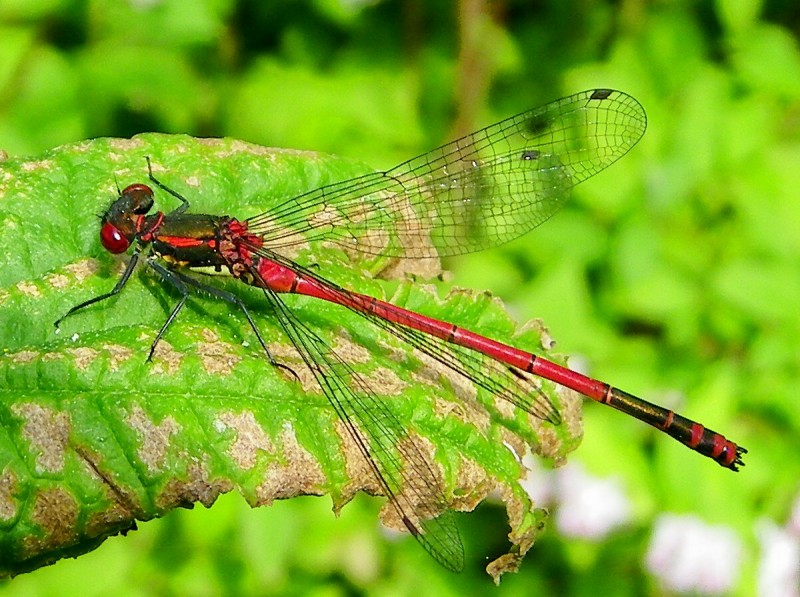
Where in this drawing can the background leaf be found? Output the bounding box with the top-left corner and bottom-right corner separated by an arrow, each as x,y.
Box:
0,134 -> 579,579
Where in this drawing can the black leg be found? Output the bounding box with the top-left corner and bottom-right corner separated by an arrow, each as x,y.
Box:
146,263 -> 297,378
55,250 -> 142,329
144,260 -> 192,361
145,156 -> 190,215
165,267 -> 288,367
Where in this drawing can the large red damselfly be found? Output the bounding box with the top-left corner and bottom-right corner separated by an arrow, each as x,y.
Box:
56,89 -> 745,572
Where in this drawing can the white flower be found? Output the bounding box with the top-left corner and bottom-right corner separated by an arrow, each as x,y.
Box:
646,514 -> 743,594
756,518 -> 800,597
520,453 -> 556,507
790,493 -> 800,536
553,461 -> 631,540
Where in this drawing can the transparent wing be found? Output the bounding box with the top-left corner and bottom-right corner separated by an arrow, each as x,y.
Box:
247,89 -> 646,259
255,274 -> 464,572
262,248 -> 561,426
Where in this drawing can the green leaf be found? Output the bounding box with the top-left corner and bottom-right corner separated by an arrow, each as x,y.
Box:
0,134 -> 580,579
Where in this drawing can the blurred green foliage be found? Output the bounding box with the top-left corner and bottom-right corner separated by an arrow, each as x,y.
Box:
0,0 -> 798,595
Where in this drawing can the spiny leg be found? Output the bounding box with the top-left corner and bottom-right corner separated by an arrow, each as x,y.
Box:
145,260 -> 192,361
144,156 -> 190,215
55,250 -> 142,328
153,265 -> 298,380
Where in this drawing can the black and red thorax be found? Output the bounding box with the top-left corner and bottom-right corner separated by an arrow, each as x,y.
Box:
100,183 -> 264,277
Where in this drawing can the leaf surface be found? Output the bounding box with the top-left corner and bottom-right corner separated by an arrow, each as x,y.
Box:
0,134 -> 581,579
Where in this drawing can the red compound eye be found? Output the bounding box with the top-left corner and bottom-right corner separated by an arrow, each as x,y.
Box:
100,222 -> 130,253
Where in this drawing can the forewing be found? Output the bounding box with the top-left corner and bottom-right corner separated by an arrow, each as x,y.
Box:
247,89 -> 645,259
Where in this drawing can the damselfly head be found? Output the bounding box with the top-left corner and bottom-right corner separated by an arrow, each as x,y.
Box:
99,183 -> 155,254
